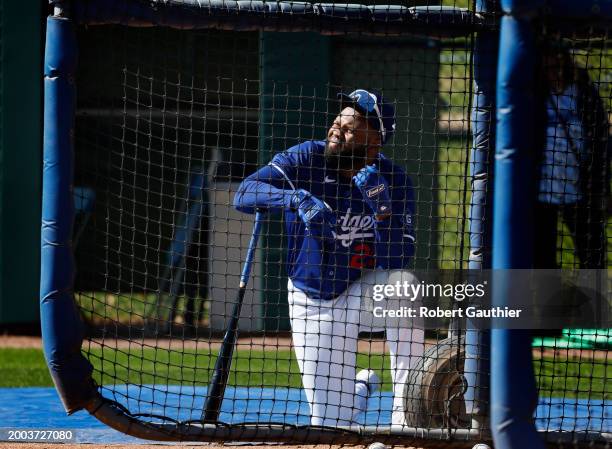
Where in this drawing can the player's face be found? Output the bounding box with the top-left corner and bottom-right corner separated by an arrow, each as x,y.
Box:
325,107 -> 377,170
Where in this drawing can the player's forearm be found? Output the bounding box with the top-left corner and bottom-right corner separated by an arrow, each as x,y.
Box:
374,216 -> 414,269
233,179 -> 294,214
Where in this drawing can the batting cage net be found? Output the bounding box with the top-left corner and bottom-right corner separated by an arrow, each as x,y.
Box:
43,0 -> 610,446
530,24 -> 612,446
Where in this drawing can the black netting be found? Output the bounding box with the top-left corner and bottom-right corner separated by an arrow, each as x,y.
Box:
531,26 -> 611,444
73,24 -> 484,441
65,5 -> 611,446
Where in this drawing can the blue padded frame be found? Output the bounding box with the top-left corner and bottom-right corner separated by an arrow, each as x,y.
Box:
491,0 -> 545,447
463,0 -> 497,429
40,14 -> 97,414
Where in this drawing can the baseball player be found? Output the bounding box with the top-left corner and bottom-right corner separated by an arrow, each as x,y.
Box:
233,89 -> 425,427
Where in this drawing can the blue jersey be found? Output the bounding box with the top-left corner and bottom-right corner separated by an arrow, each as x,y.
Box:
539,85 -> 585,204
233,140 -> 415,300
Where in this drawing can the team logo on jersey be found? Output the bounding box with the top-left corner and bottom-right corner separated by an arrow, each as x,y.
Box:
332,208 -> 375,247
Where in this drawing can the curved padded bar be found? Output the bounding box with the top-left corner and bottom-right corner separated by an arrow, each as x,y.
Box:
67,0 -> 490,37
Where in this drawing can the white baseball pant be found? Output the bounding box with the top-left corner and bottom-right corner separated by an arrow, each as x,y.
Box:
288,269 -> 425,428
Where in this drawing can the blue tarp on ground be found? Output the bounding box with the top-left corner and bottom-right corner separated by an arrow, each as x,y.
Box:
0,386 -> 609,443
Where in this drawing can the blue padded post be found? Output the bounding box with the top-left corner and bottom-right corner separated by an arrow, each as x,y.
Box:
41,14 -> 96,414
491,0 -> 545,447
463,0 -> 497,430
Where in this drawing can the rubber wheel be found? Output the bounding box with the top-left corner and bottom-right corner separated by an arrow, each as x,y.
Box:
403,337 -> 471,429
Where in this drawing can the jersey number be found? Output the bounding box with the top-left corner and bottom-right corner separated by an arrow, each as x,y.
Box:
350,243 -> 375,269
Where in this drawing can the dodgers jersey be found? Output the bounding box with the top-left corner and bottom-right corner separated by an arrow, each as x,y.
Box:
233,140 -> 415,300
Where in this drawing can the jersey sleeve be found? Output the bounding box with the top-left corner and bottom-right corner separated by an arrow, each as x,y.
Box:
233,142 -> 310,214
373,169 -> 416,269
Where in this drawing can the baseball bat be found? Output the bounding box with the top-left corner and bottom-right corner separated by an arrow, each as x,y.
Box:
202,210 -> 264,422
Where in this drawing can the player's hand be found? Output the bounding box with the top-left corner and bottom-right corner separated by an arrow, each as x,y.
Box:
289,189 -> 336,235
353,165 -> 392,219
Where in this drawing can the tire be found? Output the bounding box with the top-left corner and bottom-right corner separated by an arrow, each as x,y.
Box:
403,337 -> 471,429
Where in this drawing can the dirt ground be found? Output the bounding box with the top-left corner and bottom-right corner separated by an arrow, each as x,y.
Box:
0,335 -> 43,348
1,334 -> 606,359
0,335 -> 389,353
0,445 -> 471,449
0,444 -> 429,448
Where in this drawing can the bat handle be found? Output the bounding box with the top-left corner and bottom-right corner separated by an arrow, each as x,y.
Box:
202,210 -> 264,423
240,211 -> 264,288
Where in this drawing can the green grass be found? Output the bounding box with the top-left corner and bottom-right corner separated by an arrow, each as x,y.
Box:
437,136 -> 473,269
89,347 -> 393,390
0,347 -> 392,390
0,348 -> 54,387
1,347 -> 608,400
534,355 -> 611,400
